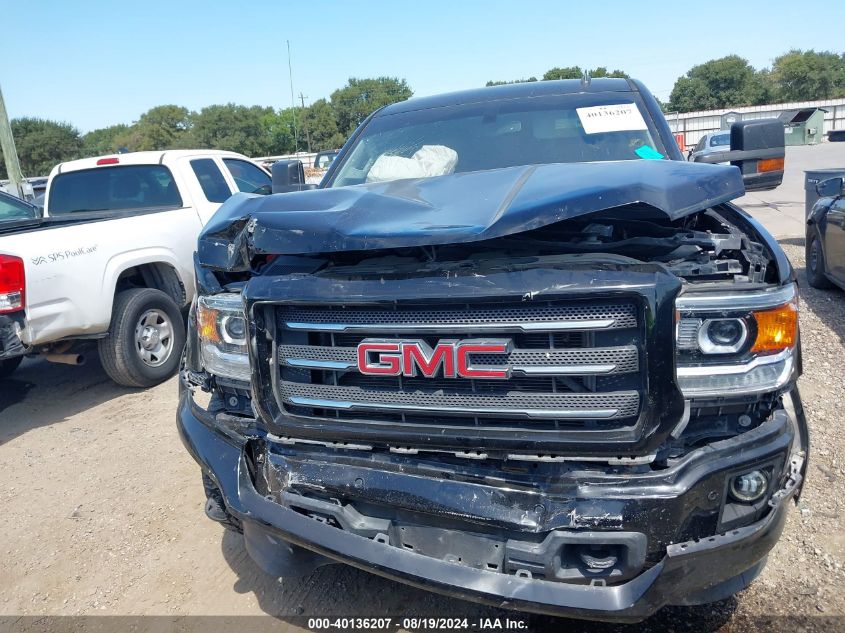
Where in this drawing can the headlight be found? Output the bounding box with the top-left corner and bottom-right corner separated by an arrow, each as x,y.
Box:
698,318 -> 748,354
675,284 -> 798,397
196,293 -> 250,382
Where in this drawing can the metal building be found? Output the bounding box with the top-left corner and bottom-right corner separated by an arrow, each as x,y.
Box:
667,98 -> 845,148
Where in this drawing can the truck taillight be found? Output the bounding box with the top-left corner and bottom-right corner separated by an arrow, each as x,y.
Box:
0,254 -> 25,313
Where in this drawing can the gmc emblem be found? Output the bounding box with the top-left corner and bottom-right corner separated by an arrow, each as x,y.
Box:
357,339 -> 512,379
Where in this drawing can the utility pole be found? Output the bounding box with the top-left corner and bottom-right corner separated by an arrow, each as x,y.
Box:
286,40 -> 299,153
299,93 -> 313,153
0,83 -> 25,199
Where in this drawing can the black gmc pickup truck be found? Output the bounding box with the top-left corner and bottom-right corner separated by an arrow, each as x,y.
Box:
178,78 -> 808,622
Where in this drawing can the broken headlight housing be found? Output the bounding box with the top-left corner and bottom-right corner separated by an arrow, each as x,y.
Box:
675,283 -> 798,397
196,293 -> 250,382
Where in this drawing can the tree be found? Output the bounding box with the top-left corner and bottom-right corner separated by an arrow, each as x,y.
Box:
485,77 -> 538,86
667,76 -> 718,112
128,105 -> 191,151
303,99 -> 345,151
589,67 -> 629,79
263,108 -> 297,155
330,77 -> 412,138
490,67 -> 627,86
189,104 -> 281,156
770,50 -> 845,101
81,124 -> 132,156
543,66 -> 583,81
668,55 -> 770,112
0,118 -> 82,178
542,66 -> 629,81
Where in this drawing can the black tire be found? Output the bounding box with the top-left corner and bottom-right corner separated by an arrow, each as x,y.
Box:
98,288 -> 186,388
0,356 -> 22,380
806,232 -> 834,289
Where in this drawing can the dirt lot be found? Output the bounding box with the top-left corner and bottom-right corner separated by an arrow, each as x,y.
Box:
4,151 -> 845,631
1,241 -> 844,632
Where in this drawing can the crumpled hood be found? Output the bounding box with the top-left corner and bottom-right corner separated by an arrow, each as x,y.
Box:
197,160 -> 744,271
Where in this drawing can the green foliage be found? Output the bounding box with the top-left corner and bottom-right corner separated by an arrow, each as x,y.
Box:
265,107 -> 297,155
81,124 -> 132,156
770,50 -> 845,101
589,67 -> 629,79
668,55 -> 774,112
189,104 -> 284,156
542,66 -> 583,81
485,77 -> 538,86
330,77 -> 413,138
303,99 -> 345,151
0,117 -> 82,178
490,67 -> 628,85
128,105 -> 192,151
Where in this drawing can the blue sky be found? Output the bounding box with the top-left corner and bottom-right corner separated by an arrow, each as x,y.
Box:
4,0 -> 844,133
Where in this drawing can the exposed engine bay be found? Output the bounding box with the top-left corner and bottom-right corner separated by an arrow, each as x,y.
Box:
259,205 -> 774,287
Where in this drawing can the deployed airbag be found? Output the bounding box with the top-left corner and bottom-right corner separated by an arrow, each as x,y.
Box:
366,145 -> 459,183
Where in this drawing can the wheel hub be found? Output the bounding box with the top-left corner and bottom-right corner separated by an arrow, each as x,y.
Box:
140,326 -> 160,349
134,309 -> 174,368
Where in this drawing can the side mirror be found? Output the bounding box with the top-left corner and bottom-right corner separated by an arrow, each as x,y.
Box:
694,119 -> 785,191
816,177 -> 844,199
271,160 -> 312,194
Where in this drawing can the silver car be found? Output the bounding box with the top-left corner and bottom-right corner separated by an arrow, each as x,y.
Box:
688,131 -> 731,162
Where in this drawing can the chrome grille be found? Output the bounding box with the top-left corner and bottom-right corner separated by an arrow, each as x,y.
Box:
279,344 -> 639,375
280,383 -> 640,420
273,299 -> 643,430
280,302 -> 637,332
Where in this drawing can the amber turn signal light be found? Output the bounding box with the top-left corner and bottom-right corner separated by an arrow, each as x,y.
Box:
197,304 -> 220,343
751,300 -> 797,354
758,157 -> 784,173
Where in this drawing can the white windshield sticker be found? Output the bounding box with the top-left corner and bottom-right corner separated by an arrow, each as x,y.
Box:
576,104 -> 648,134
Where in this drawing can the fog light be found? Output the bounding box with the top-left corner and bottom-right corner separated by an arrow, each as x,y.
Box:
729,470 -> 768,503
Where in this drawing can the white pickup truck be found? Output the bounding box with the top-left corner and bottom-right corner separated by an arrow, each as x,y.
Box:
0,149 -> 272,386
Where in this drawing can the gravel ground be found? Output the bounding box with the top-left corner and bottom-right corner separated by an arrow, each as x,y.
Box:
1,240 -> 844,633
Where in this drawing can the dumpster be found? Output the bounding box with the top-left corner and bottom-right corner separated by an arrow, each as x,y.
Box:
780,109 -> 827,146
805,168 -> 845,218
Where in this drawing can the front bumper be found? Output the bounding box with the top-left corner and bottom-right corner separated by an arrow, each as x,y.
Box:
178,379 -> 806,622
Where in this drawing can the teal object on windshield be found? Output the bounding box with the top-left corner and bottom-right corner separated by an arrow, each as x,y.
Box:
635,145 -> 665,160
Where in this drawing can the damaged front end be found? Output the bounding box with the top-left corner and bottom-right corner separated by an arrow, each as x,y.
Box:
178,161 -> 808,621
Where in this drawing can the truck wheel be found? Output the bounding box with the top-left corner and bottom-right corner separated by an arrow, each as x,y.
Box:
98,288 -> 186,388
0,356 -> 22,379
806,234 -> 833,289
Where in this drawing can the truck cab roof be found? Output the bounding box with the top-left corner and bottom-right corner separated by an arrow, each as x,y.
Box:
380,78 -> 638,116
52,150 -> 250,175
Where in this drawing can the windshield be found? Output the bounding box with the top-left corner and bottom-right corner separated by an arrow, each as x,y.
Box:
328,92 -> 665,187
710,133 -> 731,147
0,192 -> 37,221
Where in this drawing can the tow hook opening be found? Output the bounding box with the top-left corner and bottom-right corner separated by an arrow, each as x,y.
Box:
574,544 -> 621,573
507,531 -> 647,583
